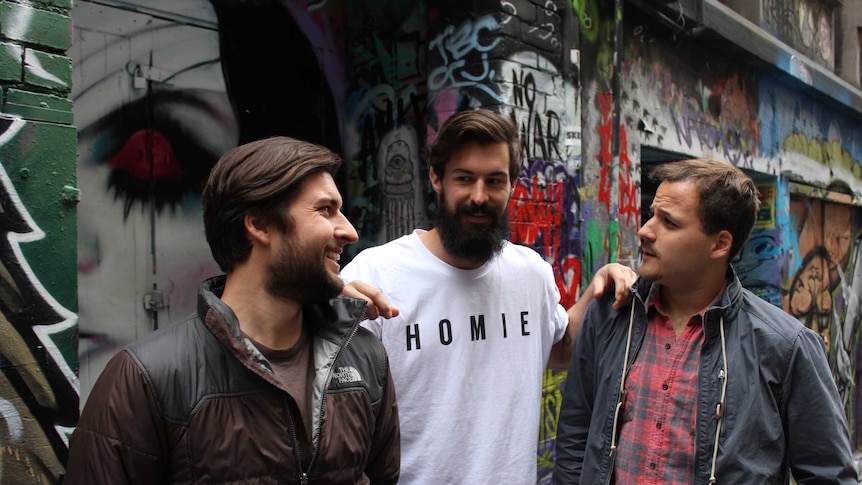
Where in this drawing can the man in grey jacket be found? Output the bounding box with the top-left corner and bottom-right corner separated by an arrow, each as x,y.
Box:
553,158 -> 857,484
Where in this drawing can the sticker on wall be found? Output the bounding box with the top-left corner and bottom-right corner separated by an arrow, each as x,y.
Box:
755,183 -> 776,229
564,125 -> 581,149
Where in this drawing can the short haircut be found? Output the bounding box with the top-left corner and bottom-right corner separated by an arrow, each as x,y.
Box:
648,158 -> 761,261
202,136 -> 341,272
428,109 -> 521,184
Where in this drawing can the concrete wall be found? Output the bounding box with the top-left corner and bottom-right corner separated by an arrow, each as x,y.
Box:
837,0 -> 862,88
0,0 -> 78,483
722,0 -> 838,71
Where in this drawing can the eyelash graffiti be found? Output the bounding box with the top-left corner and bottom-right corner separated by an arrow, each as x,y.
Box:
81,92 -> 222,219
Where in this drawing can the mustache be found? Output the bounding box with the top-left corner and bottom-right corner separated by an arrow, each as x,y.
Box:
456,202 -> 496,218
639,245 -> 656,256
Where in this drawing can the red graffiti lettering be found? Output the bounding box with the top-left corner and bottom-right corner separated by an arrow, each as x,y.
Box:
556,256 -> 582,309
597,94 -> 614,210
618,127 -> 639,226
509,177 -> 581,306
596,93 -> 639,227
509,178 -> 563,261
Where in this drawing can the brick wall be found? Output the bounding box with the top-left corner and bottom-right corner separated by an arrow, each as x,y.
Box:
0,0 -> 78,482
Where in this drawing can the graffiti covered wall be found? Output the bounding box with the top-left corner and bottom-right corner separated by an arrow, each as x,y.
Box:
338,0 -> 431,252
761,0 -> 836,71
69,0 -> 862,479
0,119 -> 78,484
71,0 -> 586,480
71,0 -> 234,406
758,72 -> 862,448
0,2 -> 79,483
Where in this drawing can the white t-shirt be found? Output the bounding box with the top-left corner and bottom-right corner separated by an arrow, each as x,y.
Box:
341,230 -> 568,484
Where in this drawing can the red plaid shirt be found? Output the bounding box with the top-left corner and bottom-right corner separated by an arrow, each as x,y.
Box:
613,287 -> 715,485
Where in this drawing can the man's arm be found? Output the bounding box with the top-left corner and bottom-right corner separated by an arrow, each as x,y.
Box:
559,263 -> 636,356
340,248 -> 400,321
64,351 -> 168,484
341,279 -> 399,320
553,299 -> 602,484
786,329 -> 857,484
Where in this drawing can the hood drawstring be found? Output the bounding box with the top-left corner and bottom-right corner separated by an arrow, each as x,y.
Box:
709,316 -> 728,484
609,303 -> 637,458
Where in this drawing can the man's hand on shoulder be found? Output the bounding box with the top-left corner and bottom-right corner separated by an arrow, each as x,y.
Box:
341,280 -> 400,320
590,263 -> 637,311
561,263 -> 637,361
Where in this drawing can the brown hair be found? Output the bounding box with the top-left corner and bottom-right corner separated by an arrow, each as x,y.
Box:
428,109 -> 521,184
202,136 -> 341,272
648,158 -> 761,261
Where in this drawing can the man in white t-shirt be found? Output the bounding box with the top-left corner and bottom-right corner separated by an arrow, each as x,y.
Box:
341,109 -> 636,484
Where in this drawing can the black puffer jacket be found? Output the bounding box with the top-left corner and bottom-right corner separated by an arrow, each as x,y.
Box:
65,276 -> 400,484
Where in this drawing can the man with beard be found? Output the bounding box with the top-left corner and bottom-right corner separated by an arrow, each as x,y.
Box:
340,110 -> 636,484
65,137 -> 400,484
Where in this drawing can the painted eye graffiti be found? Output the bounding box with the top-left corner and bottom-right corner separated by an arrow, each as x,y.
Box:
109,130 -> 185,182
82,90 -> 223,219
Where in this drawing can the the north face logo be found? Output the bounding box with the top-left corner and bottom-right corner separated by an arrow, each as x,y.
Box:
334,366 -> 362,384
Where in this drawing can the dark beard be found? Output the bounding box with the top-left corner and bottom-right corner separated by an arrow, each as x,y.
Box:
265,238 -> 343,304
436,196 -> 510,265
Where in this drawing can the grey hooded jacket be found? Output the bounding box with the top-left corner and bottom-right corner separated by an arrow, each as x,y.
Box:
553,268 -> 856,485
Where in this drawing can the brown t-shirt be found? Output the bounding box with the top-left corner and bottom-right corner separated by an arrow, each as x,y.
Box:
248,329 -> 314,443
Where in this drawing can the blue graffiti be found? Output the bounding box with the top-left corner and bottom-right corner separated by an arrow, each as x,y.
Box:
428,15 -> 503,103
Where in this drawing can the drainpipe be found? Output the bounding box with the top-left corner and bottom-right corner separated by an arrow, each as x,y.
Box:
145,51 -> 161,331
612,0 -> 623,166
610,0 -> 624,258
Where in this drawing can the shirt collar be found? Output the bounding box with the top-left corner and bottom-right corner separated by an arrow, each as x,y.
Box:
646,281 -> 729,323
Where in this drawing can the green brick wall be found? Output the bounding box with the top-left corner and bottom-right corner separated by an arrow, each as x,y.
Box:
0,1 -> 71,51
0,0 -> 77,482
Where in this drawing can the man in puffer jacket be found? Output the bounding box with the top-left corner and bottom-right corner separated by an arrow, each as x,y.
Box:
65,136 -> 400,484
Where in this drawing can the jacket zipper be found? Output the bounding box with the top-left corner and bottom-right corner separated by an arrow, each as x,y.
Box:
303,303 -> 368,480
283,394 -> 310,483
